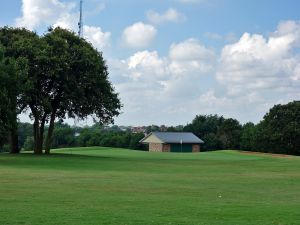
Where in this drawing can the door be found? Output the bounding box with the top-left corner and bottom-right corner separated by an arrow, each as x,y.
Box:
170,144 -> 192,152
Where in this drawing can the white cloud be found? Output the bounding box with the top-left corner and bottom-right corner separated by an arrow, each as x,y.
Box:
109,38 -> 217,125
53,11 -> 78,31
112,21 -> 300,125
217,21 -> 300,97
122,22 -> 157,49
168,39 -> 215,79
16,0 -> 111,50
128,51 -> 167,75
146,8 -> 185,25
83,26 -> 111,50
16,0 -> 76,30
169,38 -> 215,62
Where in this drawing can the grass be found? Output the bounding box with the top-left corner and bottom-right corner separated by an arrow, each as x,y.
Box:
0,147 -> 300,225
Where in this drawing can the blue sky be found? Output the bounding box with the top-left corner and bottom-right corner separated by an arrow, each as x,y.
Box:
1,0 -> 300,126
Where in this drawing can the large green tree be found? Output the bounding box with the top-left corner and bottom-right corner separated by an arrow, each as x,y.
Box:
256,101 -> 300,155
0,27 -> 41,153
40,27 -> 121,154
217,118 -> 242,149
183,114 -> 242,151
0,27 -> 121,154
0,47 -> 11,148
0,44 -> 28,153
183,115 -> 225,151
240,122 -> 256,151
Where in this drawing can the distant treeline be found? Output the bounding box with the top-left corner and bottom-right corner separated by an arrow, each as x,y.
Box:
1,101 -> 299,155
0,123 -> 147,152
182,101 -> 299,155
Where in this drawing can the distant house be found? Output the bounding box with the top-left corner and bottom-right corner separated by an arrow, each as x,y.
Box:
140,132 -> 204,153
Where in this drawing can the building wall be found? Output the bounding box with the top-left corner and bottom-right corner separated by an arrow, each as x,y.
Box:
143,134 -> 164,144
162,144 -> 170,152
149,143 -> 200,152
192,144 -> 200,152
149,143 -> 163,152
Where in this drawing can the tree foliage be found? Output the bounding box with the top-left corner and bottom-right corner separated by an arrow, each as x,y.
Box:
0,27 -> 121,154
183,115 -> 242,151
0,47 -> 11,147
240,122 -> 256,150
253,101 -> 300,155
0,42 -> 28,152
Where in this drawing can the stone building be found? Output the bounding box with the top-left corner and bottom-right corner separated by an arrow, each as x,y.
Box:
140,132 -> 204,153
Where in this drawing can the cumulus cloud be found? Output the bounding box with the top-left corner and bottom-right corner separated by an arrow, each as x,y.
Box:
146,8 -> 185,25
168,38 -> 215,79
169,38 -> 215,62
16,0 -> 76,30
128,51 -> 167,77
83,26 -> 111,50
122,22 -> 157,49
217,20 -> 300,97
109,38 -> 217,125
112,21 -> 300,125
52,11 -> 78,31
16,0 -> 111,50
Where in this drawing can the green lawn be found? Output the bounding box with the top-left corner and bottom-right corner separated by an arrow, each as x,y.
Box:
0,147 -> 300,225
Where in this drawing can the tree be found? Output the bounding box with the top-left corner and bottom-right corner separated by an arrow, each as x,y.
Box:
51,123 -> 75,149
183,114 -> 242,151
0,44 -> 28,153
184,115 -> 223,136
202,133 -> 223,151
217,118 -> 242,149
183,114 -> 225,151
23,136 -> 34,151
0,27 -> 121,154
40,27 -> 121,154
18,123 -> 33,150
129,133 -> 146,150
240,122 -> 256,150
0,47 -> 11,148
0,27 -> 41,153
256,101 -> 300,155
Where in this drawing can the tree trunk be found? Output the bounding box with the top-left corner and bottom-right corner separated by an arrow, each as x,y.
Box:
9,127 -> 19,154
33,119 -> 43,154
37,115 -> 46,153
45,111 -> 56,154
9,103 -> 19,154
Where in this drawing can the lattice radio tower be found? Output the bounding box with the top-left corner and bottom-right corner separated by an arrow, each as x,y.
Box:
78,0 -> 83,37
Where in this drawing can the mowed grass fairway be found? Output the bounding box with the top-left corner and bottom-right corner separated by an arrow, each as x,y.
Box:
0,148 -> 300,225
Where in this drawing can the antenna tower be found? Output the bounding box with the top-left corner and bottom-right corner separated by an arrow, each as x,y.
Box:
78,0 -> 83,37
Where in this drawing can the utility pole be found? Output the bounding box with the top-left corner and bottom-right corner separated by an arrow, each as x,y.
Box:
78,0 -> 83,37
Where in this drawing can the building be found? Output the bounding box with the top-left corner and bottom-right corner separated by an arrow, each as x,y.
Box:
140,132 -> 204,153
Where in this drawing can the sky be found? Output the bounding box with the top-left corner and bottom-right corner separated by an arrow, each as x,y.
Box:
1,0 -> 300,126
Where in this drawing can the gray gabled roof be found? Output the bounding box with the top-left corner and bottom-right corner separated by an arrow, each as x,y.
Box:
140,132 -> 204,144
